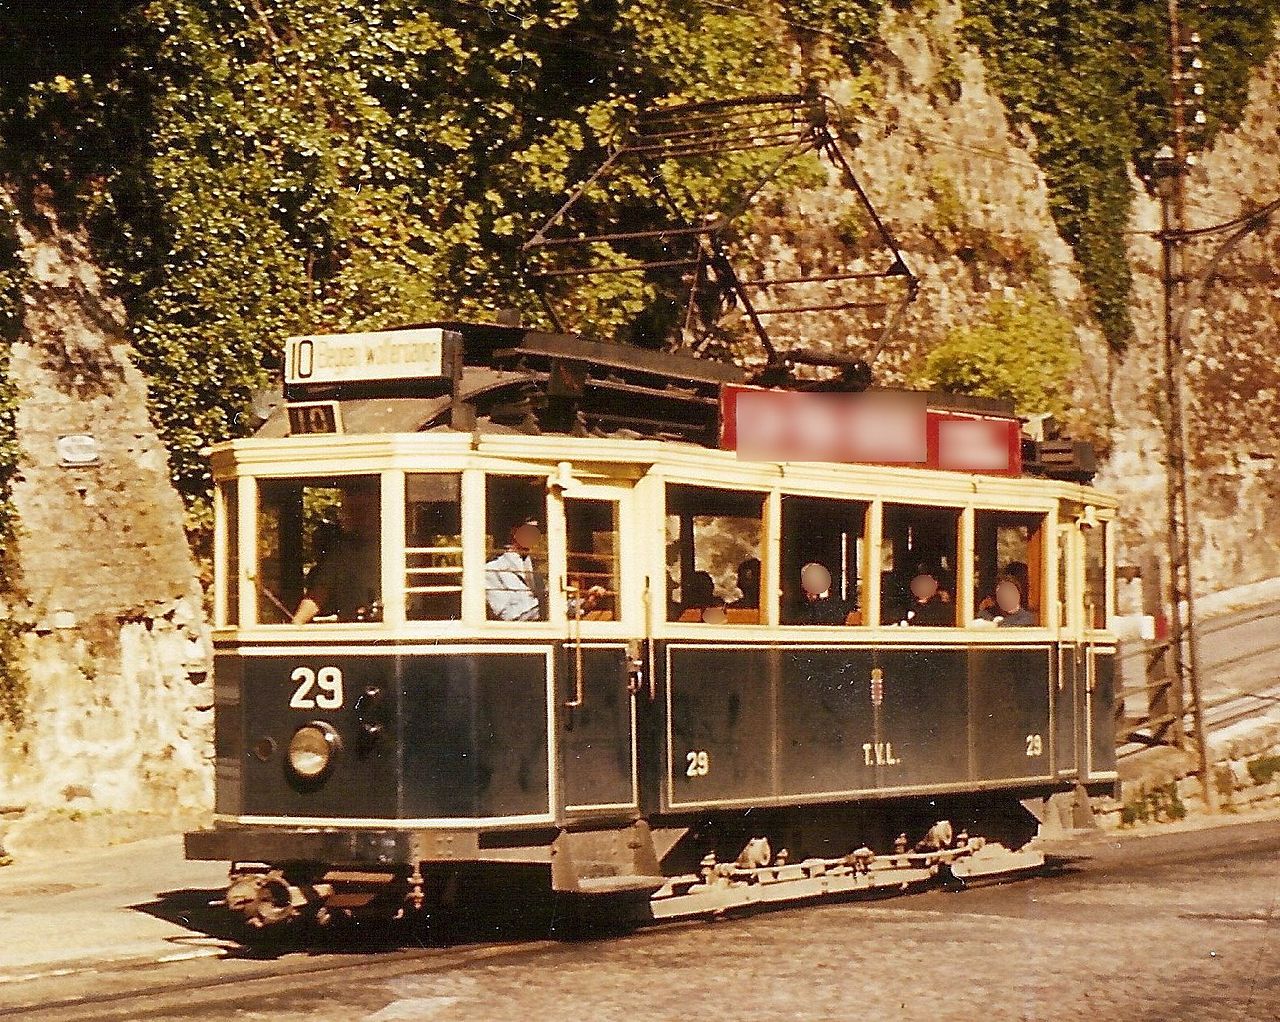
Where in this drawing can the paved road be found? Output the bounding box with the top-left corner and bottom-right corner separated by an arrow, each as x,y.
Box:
2,815 -> 1278,1022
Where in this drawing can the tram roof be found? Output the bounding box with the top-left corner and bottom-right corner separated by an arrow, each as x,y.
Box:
250,321 -> 1098,484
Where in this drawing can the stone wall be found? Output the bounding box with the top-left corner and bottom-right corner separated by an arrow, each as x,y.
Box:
0,196 -> 211,823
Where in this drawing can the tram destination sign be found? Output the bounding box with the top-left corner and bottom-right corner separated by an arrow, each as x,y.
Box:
721,385 -> 1021,476
284,328 -> 454,386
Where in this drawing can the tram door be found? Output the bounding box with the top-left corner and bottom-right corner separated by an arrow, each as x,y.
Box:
554,484 -> 639,820
1055,523 -> 1083,780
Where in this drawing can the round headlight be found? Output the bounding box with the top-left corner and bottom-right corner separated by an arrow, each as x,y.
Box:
287,722 -> 340,780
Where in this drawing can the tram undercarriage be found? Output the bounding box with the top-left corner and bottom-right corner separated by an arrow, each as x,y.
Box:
189,787 -> 1101,934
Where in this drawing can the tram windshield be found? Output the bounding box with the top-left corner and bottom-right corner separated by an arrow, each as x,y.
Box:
485,475 -> 549,622
405,473 -> 463,620
257,475 -> 382,624
566,498 -> 621,620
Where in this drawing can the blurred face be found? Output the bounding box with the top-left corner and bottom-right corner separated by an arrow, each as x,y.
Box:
995,580 -> 1023,614
512,523 -> 540,552
910,573 -> 938,602
801,564 -> 832,598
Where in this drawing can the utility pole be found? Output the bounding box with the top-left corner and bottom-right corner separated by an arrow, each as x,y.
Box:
1154,0 -> 1216,810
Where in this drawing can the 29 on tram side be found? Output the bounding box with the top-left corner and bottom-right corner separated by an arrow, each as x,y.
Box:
186,322 -> 1118,931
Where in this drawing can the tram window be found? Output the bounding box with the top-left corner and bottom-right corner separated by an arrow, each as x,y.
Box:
1083,522 -> 1109,630
221,482 -> 239,626
780,495 -> 868,626
973,510 -> 1045,626
405,474 -> 462,621
566,498 -> 620,621
880,504 -> 959,626
258,475 -> 382,624
665,484 -> 765,624
485,475 -> 548,622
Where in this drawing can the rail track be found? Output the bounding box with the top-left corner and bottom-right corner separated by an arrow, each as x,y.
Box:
1116,597 -> 1280,758
0,939 -> 563,1022
0,845 -> 1061,1021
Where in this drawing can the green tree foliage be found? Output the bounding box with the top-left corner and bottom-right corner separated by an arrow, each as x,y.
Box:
962,0 -> 1280,351
916,291 -> 1078,419
5,1 -> 871,502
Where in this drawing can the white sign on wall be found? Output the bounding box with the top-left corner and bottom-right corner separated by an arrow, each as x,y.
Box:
284,328 -> 448,385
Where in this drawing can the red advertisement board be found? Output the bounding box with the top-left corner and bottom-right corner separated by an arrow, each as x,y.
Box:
720,385 -> 1022,476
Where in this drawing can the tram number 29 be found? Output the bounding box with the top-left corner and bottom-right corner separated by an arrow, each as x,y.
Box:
290,666 -> 344,710
1025,733 -> 1044,757
685,750 -> 710,777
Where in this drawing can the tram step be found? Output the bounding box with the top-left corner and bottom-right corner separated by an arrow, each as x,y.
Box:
575,874 -> 668,896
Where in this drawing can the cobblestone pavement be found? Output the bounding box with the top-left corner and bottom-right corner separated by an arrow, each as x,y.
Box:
2,815 -> 1277,1022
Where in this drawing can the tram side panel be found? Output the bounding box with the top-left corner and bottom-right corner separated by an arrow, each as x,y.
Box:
664,640 -> 1073,812
400,651 -> 552,820
665,645 -> 776,807
873,647 -> 970,788
213,653 -> 245,817
1088,647 -> 1118,776
967,646 -> 1054,782
777,647 -> 875,795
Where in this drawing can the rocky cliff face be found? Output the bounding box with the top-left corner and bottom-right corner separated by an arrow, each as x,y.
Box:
764,1 -> 1278,606
1108,40 -> 1280,595
0,196 -> 211,826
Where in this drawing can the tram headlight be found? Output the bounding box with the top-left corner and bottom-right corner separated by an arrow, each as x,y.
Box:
287,722 -> 340,780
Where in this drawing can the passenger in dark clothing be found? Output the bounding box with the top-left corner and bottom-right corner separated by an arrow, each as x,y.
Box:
787,562 -> 853,625
676,570 -> 726,623
979,560 -> 1030,616
727,557 -> 761,610
899,568 -> 954,626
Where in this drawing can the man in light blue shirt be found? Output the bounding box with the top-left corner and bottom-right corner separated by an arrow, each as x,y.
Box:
485,520 -> 545,621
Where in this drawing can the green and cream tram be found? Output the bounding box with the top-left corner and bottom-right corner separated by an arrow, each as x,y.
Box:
187,321 -> 1117,929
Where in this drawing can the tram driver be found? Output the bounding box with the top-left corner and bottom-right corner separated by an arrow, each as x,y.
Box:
291,481 -> 382,624
485,519 -> 547,621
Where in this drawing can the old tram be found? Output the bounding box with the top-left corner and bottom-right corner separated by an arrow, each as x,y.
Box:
185,320 -> 1119,931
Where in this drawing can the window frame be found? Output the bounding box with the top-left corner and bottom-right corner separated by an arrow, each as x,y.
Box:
971,506 -> 1051,629
660,479 -> 772,631
248,470 -> 390,628
557,481 -> 637,636
878,498 -> 967,629
777,491 -> 874,628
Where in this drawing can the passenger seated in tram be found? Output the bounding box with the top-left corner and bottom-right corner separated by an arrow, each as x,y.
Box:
726,558 -> 761,611
978,560 -> 1030,616
485,519 -> 547,621
893,566 -> 954,627
567,572 -> 612,619
977,576 -> 1036,627
291,481 -> 382,624
785,562 -> 853,625
675,570 -> 727,623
